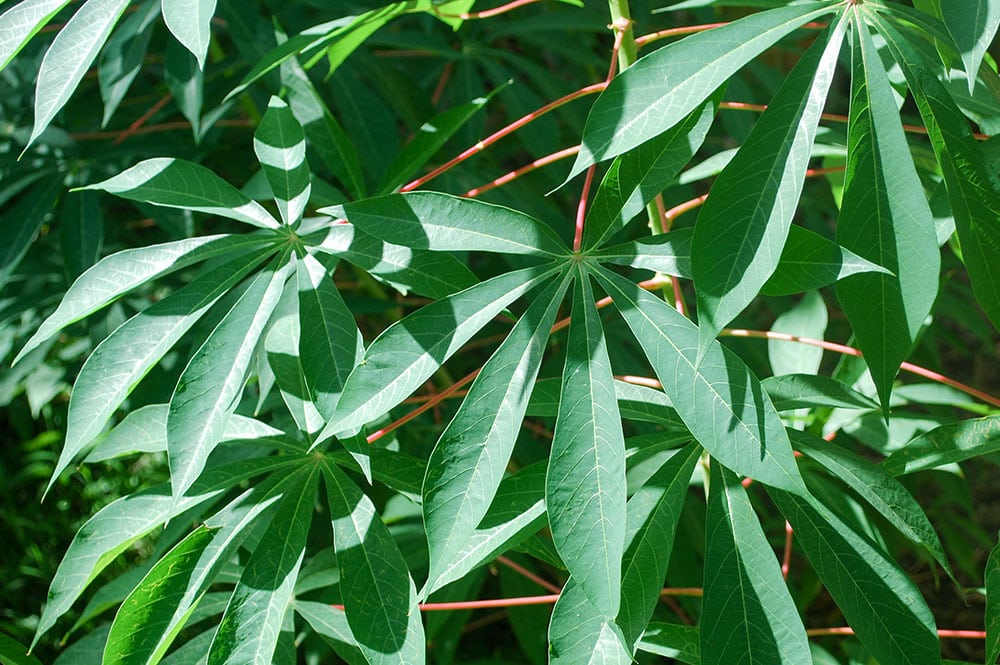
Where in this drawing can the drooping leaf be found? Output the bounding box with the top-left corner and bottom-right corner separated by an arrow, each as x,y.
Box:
702,464 -> 810,664
80,158 -> 280,229
939,0 -> 1000,94
0,0 -> 73,71
835,15 -> 939,412
565,2 -> 838,181
637,623 -> 700,664
881,415 -> 1000,475
162,0 -> 216,68
322,463 -> 426,665
165,37 -> 204,140
97,0 -> 160,126
593,265 -> 806,494
423,275 -> 569,594
326,264 -> 559,437
761,374 -> 879,412
254,96 -> 312,226
168,259 -> 292,500
692,14 -> 847,345
27,0 -> 131,146
770,488 -> 941,665
325,192 -> 567,256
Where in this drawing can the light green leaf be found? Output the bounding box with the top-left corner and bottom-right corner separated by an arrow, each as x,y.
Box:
162,0 -> 216,68
637,623 -> 700,664
835,15 -> 939,412
208,468 -> 318,665
692,14 -> 846,345
881,415 -> 1000,475
265,315 -> 325,434
28,0 -> 131,147
81,158 -> 280,229
702,464 -> 810,664
594,229 -> 692,277
793,432 -> 952,577
768,291 -> 827,378
546,270 -> 626,619
761,374 -> 879,412
548,581 -> 631,665
988,533 -> 1000,665
594,265 -> 806,494
770,488 -> 941,665
566,2 -> 837,181
0,0 -> 72,71
326,192 -> 567,256
168,260 -> 292,500
255,96 -> 311,226
297,254 -> 363,421
582,94 -> 719,249
0,175 -> 61,291
423,276 -> 568,594
15,233 -> 274,363
294,602 -> 366,665
875,17 -> 1000,332
618,443 -> 700,648
51,250 -> 273,493
326,264 -> 558,437
97,0 -> 160,126
939,0 -> 1000,94
308,222 -> 477,299
322,463 -> 426,665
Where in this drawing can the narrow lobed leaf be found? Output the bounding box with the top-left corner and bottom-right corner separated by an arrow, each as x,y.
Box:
254,96 -> 312,226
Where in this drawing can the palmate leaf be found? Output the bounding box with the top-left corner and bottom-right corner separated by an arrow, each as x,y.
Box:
835,13 -> 939,412
0,0 -> 72,71
701,465 -> 810,665
593,265 -> 806,494
422,274 -> 570,595
565,1 -> 838,181
546,269 -> 626,620
325,264 -> 560,438
692,13 -> 847,346
322,463 -> 426,665
254,96 -> 311,226
770,488 -> 941,665
162,0 -> 216,68
168,259 -> 292,500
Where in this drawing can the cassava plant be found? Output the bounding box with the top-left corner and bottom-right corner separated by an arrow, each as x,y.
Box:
1,0 -> 1000,663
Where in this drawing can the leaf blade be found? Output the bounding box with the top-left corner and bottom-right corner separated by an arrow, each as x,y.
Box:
254,96 -> 312,226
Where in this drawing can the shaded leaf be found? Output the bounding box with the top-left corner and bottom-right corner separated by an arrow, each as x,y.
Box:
988,533 -> 1000,665
548,581 -> 631,665
637,623 -> 700,664
881,415 -> 1000,475
0,175 -> 61,291
939,0 -> 1000,94
761,374 -> 879,411
97,0 -> 160,126
254,96 -> 311,225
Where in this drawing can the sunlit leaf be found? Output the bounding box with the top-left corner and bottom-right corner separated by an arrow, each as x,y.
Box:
254,96 -> 311,226
162,0 -> 216,68
881,415 -> 1000,475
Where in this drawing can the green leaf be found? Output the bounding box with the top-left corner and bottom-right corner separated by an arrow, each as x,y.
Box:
692,14 -> 847,345
162,0 -> 216,68
761,374 -> 879,411
770,488 -> 941,665
15,233 -> 274,363
28,0 -> 131,147
208,468 -> 318,665
165,37 -> 204,140
565,2 -> 837,181
528,377 -> 686,430
0,0 -> 72,71
322,463 -> 426,665
618,443 -> 700,647
875,17 -> 1000,332
254,96 -> 311,226
548,581 -> 631,665
546,270 -> 626,619
294,602 -> 366,665
97,0 -> 160,126
835,15 -> 939,412
265,315 -> 325,434
881,415 -> 1000,475
81,158 -> 280,229
296,254 -> 363,421
939,0 -> 1000,94
768,291 -> 827,378
702,464 -> 810,664
593,265 -> 806,494
793,431 -> 952,578
309,222 -> 478,299
637,623 -> 700,664
987,533 -> 1000,665
327,264 -> 559,437
582,94 -> 719,249
60,190 -> 103,281
423,275 -> 568,594
0,633 -> 43,665
594,229 -> 692,277
0,175 -> 61,291
168,259 -> 291,500
51,249 -> 273,493
326,192 -> 567,256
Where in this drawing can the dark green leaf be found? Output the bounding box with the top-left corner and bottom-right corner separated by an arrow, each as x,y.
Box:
762,374 -> 879,411
254,96 -> 311,225
881,415 -> 1000,475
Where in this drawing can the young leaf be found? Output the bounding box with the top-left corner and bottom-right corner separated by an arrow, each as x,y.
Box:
326,264 -> 559,437
27,0 -> 131,147
0,0 -> 73,71
322,463 -> 426,665
880,415 -> 1000,475
692,14 -> 846,346
423,275 -> 569,594
162,0 -> 216,68
565,2 -> 838,181
168,260 -> 292,500
770,488 -> 941,665
254,96 -> 311,226
593,265 -> 806,494
939,0 -> 1000,94
702,464 -> 810,665
326,192 -> 567,256
81,158 -> 280,229
835,15 -> 939,412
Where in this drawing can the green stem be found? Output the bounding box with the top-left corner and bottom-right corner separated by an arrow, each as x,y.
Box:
607,0 -> 638,71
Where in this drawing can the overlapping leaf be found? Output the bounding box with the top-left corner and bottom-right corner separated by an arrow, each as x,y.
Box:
162,0 -> 216,68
